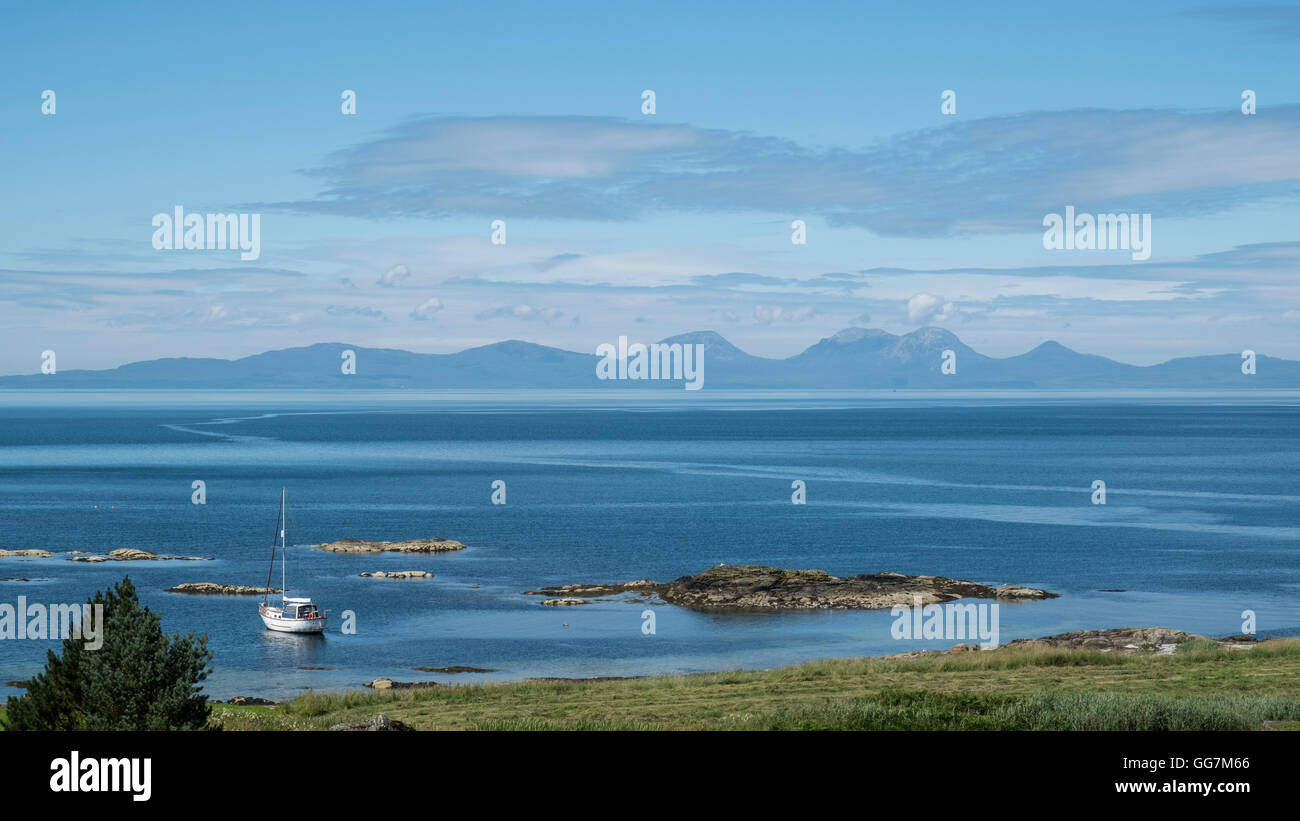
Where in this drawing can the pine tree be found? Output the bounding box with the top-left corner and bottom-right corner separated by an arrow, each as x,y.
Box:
5,576 -> 213,730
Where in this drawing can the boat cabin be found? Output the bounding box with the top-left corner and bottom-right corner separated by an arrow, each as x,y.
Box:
281,598 -> 320,619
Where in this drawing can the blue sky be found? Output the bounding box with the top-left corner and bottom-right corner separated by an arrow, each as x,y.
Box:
2,0 -> 1299,372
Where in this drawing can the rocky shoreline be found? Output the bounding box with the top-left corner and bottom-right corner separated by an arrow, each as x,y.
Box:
525,564 -> 1057,612
1007,627 -> 1255,654
206,627 -> 1285,706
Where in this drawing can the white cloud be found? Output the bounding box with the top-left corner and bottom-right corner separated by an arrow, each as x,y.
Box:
377,264 -> 411,288
907,293 -> 956,323
410,297 -> 443,320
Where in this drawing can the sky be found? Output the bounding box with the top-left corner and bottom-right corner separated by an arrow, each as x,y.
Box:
1,0 -> 1299,373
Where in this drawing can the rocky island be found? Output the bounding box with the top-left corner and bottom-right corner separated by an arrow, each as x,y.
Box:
359,570 -> 433,578
525,565 -> 1057,612
317,537 -> 465,554
70,548 -> 211,562
0,549 -> 53,558
166,583 -> 282,595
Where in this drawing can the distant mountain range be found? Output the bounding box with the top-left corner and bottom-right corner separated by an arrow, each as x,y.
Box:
3,327 -> 1296,389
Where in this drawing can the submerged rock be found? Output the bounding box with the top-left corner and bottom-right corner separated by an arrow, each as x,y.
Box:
166,582 -> 281,595
410,665 -> 497,674
525,579 -> 661,598
317,537 -> 465,554
659,565 -> 1058,612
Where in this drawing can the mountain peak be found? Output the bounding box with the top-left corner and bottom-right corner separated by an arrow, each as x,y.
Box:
658,330 -> 730,346
904,326 -> 960,346
829,327 -> 895,344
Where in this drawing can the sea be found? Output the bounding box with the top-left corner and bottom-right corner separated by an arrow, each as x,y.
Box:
1,390 -> 1298,701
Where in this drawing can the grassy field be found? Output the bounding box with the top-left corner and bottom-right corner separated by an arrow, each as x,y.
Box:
207,638 -> 1300,731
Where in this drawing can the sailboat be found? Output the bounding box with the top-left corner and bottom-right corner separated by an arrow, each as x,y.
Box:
258,487 -> 327,633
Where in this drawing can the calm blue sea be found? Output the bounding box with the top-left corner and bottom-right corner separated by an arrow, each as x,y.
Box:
2,392 -> 1299,700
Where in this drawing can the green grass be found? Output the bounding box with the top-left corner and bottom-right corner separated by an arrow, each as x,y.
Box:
206,638 -> 1300,731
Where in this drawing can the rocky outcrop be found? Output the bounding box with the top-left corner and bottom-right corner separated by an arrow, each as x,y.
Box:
71,548 -> 210,562
365,678 -> 438,690
166,583 -> 281,595
359,570 -> 433,579
329,714 -> 415,731
0,549 -> 53,558
1008,627 -> 1209,653
524,579 -> 661,598
317,537 -> 465,554
542,597 -> 587,606
658,565 -> 1057,612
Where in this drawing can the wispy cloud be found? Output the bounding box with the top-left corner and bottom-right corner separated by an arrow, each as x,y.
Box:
1186,4 -> 1300,40
474,303 -> 567,323
258,109 -> 1300,237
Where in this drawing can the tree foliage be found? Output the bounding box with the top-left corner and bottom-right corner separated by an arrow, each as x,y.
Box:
5,576 -> 213,730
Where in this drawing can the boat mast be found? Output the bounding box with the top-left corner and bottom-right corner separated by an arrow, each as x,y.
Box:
262,489 -> 282,606
280,486 -> 287,603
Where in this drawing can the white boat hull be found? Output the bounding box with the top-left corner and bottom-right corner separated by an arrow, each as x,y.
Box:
259,607 -> 326,633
